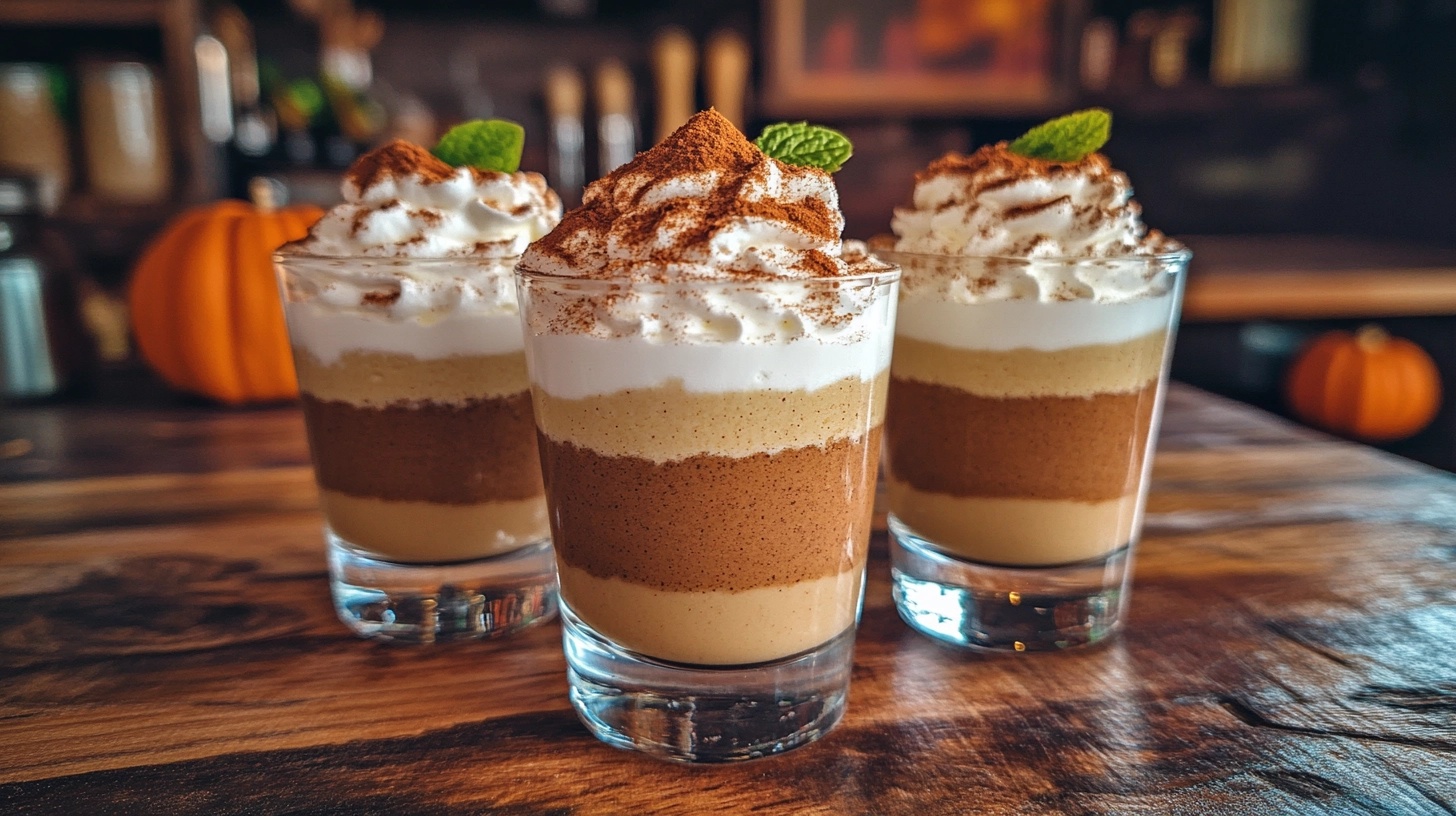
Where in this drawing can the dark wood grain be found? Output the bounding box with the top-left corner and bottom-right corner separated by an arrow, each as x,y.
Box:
0,385 -> 1453,815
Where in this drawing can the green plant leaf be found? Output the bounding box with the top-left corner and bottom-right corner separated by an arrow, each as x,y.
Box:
1008,109 -> 1112,162
754,122 -> 853,173
432,119 -> 525,173
286,78 -> 324,120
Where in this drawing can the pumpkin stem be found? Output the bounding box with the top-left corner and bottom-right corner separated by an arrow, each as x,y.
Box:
249,177 -> 277,213
1356,324 -> 1390,352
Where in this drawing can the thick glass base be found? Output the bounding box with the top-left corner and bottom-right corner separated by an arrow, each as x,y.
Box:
889,515 -> 1130,652
328,529 -> 558,644
561,603 -> 854,763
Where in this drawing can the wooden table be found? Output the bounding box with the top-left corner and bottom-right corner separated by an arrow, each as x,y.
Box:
1,385 -> 1453,814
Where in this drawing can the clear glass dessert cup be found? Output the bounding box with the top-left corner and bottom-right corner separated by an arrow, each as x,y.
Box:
275,249 -> 558,643
876,249 -> 1190,652
516,266 -> 900,762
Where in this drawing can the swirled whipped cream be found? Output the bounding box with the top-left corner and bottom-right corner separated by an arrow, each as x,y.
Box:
520,109 -> 891,344
280,140 -> 563,363
889,142 -> 1182,304
893,143 -> 1176,259
298,140 -> 561,258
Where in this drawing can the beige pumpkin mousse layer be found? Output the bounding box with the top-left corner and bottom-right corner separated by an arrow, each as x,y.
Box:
530,373 -> 887,462
890,330 -> 1168,398
559,564 -> 862,665
887,484 -> 1137,566
322,490 -> 549,564
293,348 -> 530,406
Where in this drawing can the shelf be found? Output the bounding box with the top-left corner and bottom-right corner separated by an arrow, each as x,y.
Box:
1182,235 -> 1456,321
0,0 -> 169,27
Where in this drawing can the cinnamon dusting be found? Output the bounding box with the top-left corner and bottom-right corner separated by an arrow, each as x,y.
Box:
362,289 -> 401,307
344,140 -> 456,190
528,109 -> 856,281
915,142 -> 1114,186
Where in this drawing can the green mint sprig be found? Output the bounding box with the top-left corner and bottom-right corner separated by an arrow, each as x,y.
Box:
1008,109 -> 1112,163
754,122 -> 853,173
432,119 -> 525,173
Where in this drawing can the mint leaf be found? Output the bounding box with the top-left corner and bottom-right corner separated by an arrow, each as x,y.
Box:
755,122 -> 853,173
432,119 -> 525,173
1008,109 -> 1112,162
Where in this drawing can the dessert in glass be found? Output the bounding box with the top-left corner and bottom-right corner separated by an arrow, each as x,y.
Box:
275,127 -> 563,642
516,110 -> 898,761
877,111 -> 1190,651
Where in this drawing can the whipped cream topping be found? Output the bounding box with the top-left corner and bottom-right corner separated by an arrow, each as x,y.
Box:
892,143 -> 1177,260
280,140 -> 564,363
523,110 -> 868,282
519,110 -> 895,344
298,140 -> 561,258
523,263 -> 892,342
280,255 -> 526,363
887,143 -> 1184,304
876,247 -> 1182,305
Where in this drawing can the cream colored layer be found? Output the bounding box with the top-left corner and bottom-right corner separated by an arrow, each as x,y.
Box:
888,481 -> 1137,566
532,373 -> 887,462
559,563 -> 862,665
294,348 -> 529,405
891,331 -> 1167,398
322,489 -> 548,564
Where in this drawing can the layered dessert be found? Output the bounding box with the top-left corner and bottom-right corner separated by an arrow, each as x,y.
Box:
519,110 -> 896,666
882,130 -> 1185,567
281,138 -> 562,564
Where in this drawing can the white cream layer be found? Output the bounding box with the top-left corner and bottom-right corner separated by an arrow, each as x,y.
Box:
285,301 -> 523,364
525,333 -> 892,400
895,292 -> 1175,352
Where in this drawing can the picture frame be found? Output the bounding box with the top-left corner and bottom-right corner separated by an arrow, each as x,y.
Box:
761,0 -> 1077,116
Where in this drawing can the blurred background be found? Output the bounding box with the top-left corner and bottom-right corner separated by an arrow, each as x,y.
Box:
2,0 -> 1455,466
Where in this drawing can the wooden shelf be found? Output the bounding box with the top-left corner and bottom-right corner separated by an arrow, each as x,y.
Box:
0,0 -> 168,26
1183,235 -> 1456,321
0,0 -> 217,206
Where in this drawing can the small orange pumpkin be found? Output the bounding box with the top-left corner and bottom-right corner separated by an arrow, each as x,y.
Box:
128,181 -> 321,404
1286,325 -> 1442,442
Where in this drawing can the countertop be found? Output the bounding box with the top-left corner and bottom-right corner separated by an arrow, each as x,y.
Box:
1,385 -> 1453,814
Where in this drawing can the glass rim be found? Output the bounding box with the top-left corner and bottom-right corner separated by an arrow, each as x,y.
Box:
273,244 -> 524,264
869,245 -> 1192,266
513,265 -> 902,290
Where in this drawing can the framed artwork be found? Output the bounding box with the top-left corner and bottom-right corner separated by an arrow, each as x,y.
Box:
762,0 -> 1074,116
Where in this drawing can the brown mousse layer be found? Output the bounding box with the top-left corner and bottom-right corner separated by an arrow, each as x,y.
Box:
885,378 -> 1156,501
301,392 -> 544,504
539,428 -> 882,593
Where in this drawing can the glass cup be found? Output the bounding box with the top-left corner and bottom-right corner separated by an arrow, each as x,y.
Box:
275,250 -> 558,643
516,266 -> 900,762
876,250 -> 1190,651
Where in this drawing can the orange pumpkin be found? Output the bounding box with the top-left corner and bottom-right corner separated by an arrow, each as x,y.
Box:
129,181 -> 321,404
1286,325 -> 1442,442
